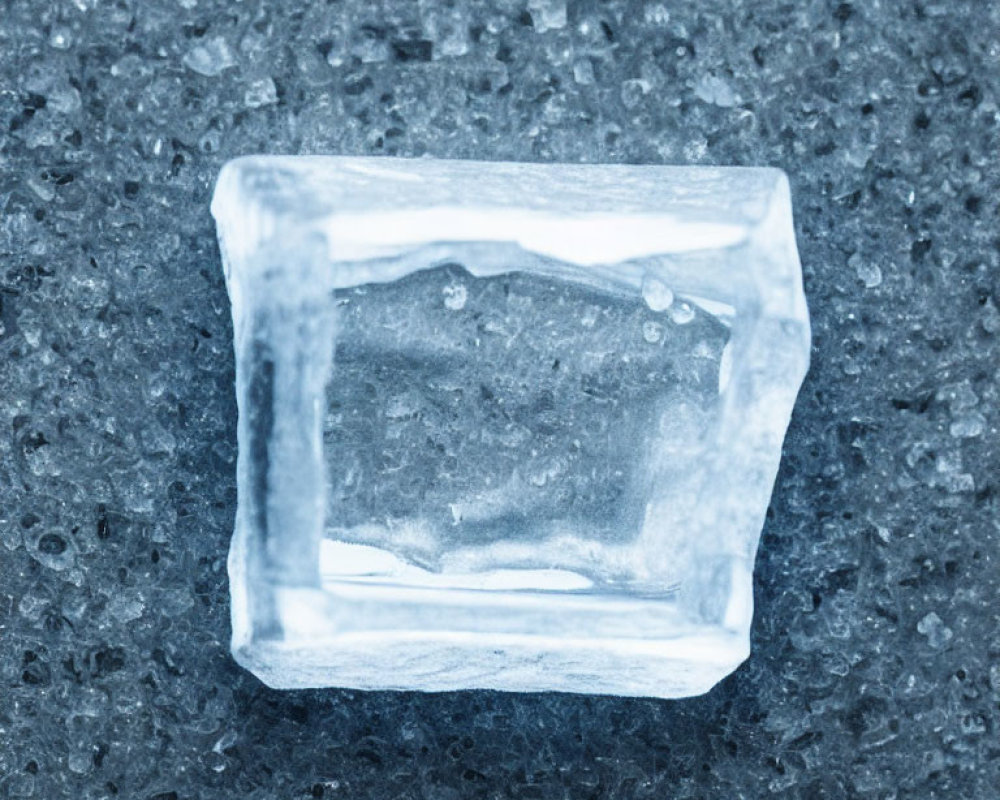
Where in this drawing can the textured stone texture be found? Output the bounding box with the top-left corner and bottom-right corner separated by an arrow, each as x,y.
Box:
0,0 -> 997,797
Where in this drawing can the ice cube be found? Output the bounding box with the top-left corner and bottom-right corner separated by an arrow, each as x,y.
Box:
211,156 -> 810,698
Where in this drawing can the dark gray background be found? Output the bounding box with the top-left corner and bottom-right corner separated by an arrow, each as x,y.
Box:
1,1 -> 998,797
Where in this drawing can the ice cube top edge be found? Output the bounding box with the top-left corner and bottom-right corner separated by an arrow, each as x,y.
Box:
210,154 -> 796,277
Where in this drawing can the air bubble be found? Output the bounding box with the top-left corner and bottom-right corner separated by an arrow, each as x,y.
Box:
642,320 -> 662,343
641,276 -> 674,311
669,301 -> 695,325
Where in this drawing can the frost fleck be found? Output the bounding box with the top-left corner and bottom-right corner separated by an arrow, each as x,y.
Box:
443,284 -> 467,311
849,253 -> 882,288
244,77 -> 278,109
949,412 -> 986,438
183,37 -> 237,77
528,0 -> 567,32
694,74 -> 739,107
917,612 -> 953,648
573,59 -> 595,86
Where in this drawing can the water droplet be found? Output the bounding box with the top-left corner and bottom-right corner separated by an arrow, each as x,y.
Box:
669,301 -> 695,325
641,276 -> 674,312
642,320 -> 662,343
443,284 -> 467,311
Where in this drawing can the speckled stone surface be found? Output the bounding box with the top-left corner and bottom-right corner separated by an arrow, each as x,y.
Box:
1,1 -> 998,797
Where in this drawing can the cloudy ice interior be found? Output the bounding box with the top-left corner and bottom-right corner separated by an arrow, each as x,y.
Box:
321,258 -> 731,596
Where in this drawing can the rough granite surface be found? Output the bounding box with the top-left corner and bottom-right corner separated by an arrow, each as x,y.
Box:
1,0 -> 998,798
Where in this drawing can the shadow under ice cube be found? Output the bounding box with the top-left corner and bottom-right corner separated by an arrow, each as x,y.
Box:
211,156 -> 810,698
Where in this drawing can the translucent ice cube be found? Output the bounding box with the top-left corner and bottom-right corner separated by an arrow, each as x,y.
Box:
211,156 -> 810,698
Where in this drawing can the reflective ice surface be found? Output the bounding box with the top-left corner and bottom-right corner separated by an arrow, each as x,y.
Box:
211,156 -> 810,697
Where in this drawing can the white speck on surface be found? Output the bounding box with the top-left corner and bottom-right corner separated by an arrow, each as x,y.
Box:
528,0 -> 567,32
22,325 -> 41,347
443,284 -> 467,311
644,4 -> 670,25
573,59 -> 595,85
183,37 -> 237,76
917,612 -> 953,648
212,731 -> 238,754
694,74 -> 738,107
353,32 -> 390,64
244,77 -> 278,108
49,27 -> 72,49
949,412 -> 986,438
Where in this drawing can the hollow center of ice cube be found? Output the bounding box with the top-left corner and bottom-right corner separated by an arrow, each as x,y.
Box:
322,262 -> 729,590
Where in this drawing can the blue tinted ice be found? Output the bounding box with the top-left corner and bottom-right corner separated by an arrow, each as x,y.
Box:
211,156 -> 809,698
